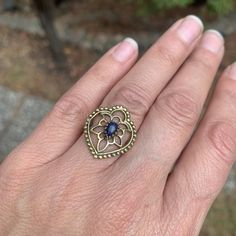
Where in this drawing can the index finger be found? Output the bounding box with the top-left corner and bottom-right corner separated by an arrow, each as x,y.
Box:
5,39 -> 138,167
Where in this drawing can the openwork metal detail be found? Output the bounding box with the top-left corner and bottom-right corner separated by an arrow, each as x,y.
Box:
84,105 -> 137,159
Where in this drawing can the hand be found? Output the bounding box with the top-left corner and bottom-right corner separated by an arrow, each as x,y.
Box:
0,15 -> 235,236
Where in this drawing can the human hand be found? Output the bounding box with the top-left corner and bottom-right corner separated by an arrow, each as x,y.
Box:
1,15 -> 235,236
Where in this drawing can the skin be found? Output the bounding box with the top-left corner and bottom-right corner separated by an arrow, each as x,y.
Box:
0,15 -> 236,235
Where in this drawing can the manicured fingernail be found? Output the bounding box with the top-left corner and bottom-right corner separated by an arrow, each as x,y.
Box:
226,63 -> 236,80
177,15 -> 203,43
200,30 -> 224,54
112,38 -> 138,62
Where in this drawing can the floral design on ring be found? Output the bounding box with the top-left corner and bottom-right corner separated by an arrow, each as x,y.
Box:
84,106 -> 137,159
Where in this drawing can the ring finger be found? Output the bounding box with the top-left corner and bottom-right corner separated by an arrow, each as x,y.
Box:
66,15 -> 204,167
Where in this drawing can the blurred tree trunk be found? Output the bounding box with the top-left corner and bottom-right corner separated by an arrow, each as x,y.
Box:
32,0 -> 68,71
192,0 -> 207,6
2,0 -> 17,11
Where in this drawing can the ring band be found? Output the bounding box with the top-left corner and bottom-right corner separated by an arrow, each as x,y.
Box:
84,105 -> 137,159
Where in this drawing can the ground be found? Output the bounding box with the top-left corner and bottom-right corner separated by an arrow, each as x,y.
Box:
0,25 -> 99,101
0,0 -> 235,103
0,25 -> 236,101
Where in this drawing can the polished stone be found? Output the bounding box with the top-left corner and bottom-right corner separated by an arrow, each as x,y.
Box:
105,121 -> 118,137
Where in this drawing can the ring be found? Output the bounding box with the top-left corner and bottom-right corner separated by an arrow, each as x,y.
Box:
84,105 -> 137,159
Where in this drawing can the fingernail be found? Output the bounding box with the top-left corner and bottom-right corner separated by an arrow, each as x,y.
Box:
112,38 -> 138,62
226,62 -> 236,80
200,30 -> 224,54
177,15 -> 203,43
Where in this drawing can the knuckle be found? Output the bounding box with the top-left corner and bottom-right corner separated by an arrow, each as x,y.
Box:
207,121 -> 236,164
156,90 -> 199,128
155,45 -> 181,67
190,49 -> 217,74
113,84 -> 150,118
88,63 -> 109,84
87,59 -> 118,86
154,38 -> 187,66
53,95 -> 89,124
218,87 -> 236,106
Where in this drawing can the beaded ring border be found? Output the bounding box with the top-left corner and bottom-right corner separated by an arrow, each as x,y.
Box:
84,105 -> 137,159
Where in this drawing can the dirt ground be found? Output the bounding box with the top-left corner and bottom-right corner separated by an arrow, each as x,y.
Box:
0,0 -> 235,101
59,0 -> 216,33
2,0 -> 218,33
0,25 -> 100,100
0,25 -> 235,101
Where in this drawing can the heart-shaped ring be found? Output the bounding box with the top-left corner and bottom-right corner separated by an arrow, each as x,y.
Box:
84,105 -> 137,159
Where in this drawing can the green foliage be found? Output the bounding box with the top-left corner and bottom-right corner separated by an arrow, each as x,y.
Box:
135,0 -> 235,15
137,0 -> 193,10
207,0 -> 235,15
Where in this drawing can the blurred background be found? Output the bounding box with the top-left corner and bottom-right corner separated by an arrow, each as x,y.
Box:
0,0 -> 236,235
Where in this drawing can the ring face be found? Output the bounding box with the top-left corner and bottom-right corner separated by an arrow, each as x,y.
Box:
84,105 -> 137,159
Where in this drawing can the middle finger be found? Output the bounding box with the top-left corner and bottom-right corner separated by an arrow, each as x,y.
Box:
126,30 -> 224,191
102,15 -> 203,126
66,15 -> 203,167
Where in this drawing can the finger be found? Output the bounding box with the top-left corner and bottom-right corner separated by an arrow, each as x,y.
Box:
163,63 -> 236,235
66,16 -> 204,167
6,38 -> 138,166
103,15 -> 203,127
121,30 -> 224,190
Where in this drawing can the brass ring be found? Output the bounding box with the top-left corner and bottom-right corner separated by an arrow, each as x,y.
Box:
84,105 -> 137,159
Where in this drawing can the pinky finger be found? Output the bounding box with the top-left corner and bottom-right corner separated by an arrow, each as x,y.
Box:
163,63 -> 236,235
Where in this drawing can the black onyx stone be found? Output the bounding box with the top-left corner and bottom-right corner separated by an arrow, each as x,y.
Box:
105,122 -> 118,137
